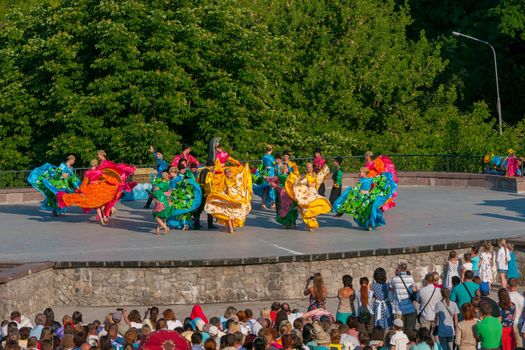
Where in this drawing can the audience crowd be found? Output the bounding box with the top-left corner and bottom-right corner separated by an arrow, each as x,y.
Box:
1,241 -> 523,350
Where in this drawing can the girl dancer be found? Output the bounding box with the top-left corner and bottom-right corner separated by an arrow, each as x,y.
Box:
28,155 -> 81,216
205,138 -> 252,233
147,170 -> 172,235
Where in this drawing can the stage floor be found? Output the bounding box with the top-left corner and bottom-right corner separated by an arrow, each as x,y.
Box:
1,187 -> 524,262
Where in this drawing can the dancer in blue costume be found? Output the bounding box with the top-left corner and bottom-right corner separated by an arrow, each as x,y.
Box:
166,163 -> 202,230
28,155 -> 81,216
252,145 -> 276,209
333,167 -> 397,230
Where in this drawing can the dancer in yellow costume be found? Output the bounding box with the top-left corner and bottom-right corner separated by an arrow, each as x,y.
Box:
204,137 -> 253,233
287,162 -> 331,231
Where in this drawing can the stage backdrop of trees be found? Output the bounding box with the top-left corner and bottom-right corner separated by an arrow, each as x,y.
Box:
0,0 -> 524,169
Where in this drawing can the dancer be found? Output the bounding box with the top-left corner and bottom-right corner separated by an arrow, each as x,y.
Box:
283,162 -> 331,231
332,167 -> 397,230
194,161 -> 218,230
205,138 -> 252,233
364,152 -> 399,211
253,145 -> 276,210
283,151 -> 298,175
313,149 -> 327,196
28,155 -> 81,216
504,149 -> 521,177
171,143 -> 200,168
329,157 -> 343,204
207,137 -> 240,167
145,146 -> 168,209
267,165 -> 299,229
166,163 -> 202,230
146,170 -> 172,235
57,161 -> 137,225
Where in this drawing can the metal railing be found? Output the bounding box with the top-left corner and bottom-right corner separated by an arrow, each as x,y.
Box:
0,154 -> 493,190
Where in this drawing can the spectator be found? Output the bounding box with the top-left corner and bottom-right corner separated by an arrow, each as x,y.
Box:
9,313 -> 21,329
163,309 -> 183,330
498,288 -> 516,350
142,307 -> 158,331
281,334 -> 293,350
336,275 -> 355,324
475,302 -> 502,350
204,338 -> 217,350
444,251 -> 460,289
461,253 -> 472,281
479,242 -> 494,287
304,273 -> 327,311
508,278 -> 524,347
450,270 -> 479,310
506,244 -> 519,280
455,303 -> 477,350
390,263 -> 417,336
26,336 -> 38,350
417,273 -> 441,331
470,247 -> 480,277
355,277 -> 374,334
328,329 -> 341,350
389,319 -> 408,350
18,328 -> 29,348
192,332 -> 204,350
60,334 -> 75,350
29,314 -> 45,339
478,282 -> 500,318
434,288 -> 459,350
410,328 -> 438,350
123,310 -> 143,330
371,268 -> 392,329
497,239 -> 511,289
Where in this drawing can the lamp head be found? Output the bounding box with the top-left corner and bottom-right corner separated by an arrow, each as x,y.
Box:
452,31 -> 461,36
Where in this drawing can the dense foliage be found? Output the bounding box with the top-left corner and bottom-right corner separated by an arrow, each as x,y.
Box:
0,0 -> 524,170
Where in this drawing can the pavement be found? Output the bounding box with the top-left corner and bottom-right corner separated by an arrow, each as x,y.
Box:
0,187 -> 525,262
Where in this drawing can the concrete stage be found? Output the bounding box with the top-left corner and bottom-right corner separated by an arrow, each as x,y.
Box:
0,187 -> 524,263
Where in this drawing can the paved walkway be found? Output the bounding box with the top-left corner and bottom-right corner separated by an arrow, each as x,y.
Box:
1,187 -> 524,262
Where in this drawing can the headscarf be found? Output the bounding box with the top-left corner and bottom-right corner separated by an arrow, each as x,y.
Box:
190,304 -> 208,324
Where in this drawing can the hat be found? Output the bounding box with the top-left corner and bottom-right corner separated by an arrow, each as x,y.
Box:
393,319 -> 403,328
480,282 -> 490,295
312,323 -> 330,345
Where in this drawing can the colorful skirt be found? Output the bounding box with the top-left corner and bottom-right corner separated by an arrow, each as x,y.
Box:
28,163 -> 81,214
167,178 -> 202,229
333,173 -> 396,229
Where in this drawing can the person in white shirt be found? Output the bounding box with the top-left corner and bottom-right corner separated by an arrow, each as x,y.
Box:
417,273 -> 442,331
390,263 -> 417,335
390,319 -> 409,350
461,253 -> 473,281
497,239 -> 511,288
509,278 -> 524,347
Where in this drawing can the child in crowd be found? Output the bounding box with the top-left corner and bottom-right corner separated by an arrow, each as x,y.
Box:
445,251 -> 460,289
497,239 -> 511,288
479,241 -> 494,287
470,246 -> 480,276
390,319 -> 409,350
462,253 -> 473,281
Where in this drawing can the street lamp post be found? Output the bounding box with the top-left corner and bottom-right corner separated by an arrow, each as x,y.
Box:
452,31 -> 503,135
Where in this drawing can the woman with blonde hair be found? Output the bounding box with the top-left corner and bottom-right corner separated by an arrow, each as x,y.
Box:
497,239 -> 511,288
304,273 -> 327,311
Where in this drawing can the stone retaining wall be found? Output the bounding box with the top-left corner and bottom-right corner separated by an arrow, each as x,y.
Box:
4,240 -> 525,319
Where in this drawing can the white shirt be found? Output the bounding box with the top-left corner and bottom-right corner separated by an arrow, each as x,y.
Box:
497,247 -> 511,270
462,262 -> 473,271
509,290 -> 524,323
167,320 -> 183,330
417,284 -> 442,321
129,322 -> 143,329
390,331 -> 409,350
390,273 -> 416,315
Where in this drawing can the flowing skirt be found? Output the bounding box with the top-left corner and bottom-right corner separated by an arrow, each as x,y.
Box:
167,178 -> 203,229
205,163 -> 252,227
28,163 -> 81,214
57,162 -> 136,217
333,173 -> 397,229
